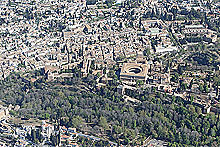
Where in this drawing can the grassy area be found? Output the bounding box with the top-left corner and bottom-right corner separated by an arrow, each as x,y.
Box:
8,117 -> 42,126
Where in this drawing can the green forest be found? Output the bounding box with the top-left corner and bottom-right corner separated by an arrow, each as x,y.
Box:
1,71 -> 220,146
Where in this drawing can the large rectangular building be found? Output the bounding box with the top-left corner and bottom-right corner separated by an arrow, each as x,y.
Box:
183,25 -> 207,34
120,63 -> 148,84
0,108 -> 8,120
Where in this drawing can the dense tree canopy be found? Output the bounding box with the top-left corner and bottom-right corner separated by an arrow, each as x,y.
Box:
1,72 -> 220,146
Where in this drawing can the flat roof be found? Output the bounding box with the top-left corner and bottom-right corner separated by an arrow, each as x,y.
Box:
185,25 -> 204,29
156,46 -> 178,53
149,28 -> 160,33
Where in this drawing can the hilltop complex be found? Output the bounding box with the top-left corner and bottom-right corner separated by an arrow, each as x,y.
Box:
0,0 -> 220,146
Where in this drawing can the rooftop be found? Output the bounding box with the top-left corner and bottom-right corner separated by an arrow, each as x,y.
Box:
120,63 -> 148,78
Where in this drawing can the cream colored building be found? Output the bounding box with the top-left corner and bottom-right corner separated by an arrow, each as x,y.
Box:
120,63 -> 149,84
0,108 -> 9,120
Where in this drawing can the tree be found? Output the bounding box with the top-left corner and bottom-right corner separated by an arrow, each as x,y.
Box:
133,120 -> 136,129
189,79 -> 193,90
36,128 -> 43,143
31,129 -> 38,143
190,96 -> 194,104
99,117 -> 109,131
171,96 -> 176,104
8,0 -> 12,6
204,83 -> 209,93
209,128 -> 216,137
136,80 -> 144,87
144,48 -> 151,56
199,84 -> 204,92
